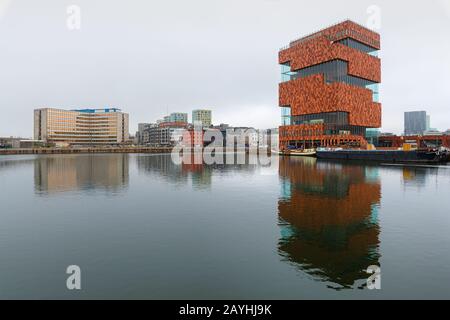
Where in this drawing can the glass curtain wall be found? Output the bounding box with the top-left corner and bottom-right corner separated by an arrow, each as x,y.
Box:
335,38 -> 379,57
292,112 -> 349,126
281,60 -> 379,102
281,107 -> 291,126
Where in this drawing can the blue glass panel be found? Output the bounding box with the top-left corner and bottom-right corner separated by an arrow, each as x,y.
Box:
281,107 -> 291,125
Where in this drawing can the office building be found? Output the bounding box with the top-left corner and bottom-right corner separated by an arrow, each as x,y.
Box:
192,109 -> 212,127
136,123 -> 156,145
278,20 -> 381,149
34,108 -> 129,146
169,112 -> 188,123
404,111 -> 427,135
140,122 -> 187,146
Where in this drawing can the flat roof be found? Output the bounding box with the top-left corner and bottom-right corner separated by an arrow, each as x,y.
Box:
73,108 -> 122,113
281,19 -> 380,51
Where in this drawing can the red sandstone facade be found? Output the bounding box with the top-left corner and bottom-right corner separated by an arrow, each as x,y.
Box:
279,20 -> 381,149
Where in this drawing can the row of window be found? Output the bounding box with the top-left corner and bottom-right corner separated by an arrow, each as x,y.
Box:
281,60 -> 379,102
49,137 -> 119,140
291,112 -> 349,126
280,123 -> 369,137
323,125 -> 367,136
293,60 -> 375,87
335,38 -> 378,56
328,31 -> 379,49
280,128 -> 323,137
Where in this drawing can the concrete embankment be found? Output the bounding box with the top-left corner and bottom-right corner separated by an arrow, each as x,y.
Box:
0,147 -> 173,155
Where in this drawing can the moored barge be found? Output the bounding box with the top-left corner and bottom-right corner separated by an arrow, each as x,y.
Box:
316,148 -> 449,164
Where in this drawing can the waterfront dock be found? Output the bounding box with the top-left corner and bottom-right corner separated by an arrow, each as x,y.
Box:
0,147 -> 173,155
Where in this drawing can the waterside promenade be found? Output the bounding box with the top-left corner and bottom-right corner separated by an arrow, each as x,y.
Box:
0,147 -> 173,155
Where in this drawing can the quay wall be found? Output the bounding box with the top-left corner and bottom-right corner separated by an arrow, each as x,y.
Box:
0,147 -> 173,155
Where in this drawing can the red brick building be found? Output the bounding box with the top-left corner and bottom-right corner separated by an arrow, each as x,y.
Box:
378,135 -> 450,149
278,20 -> 381,150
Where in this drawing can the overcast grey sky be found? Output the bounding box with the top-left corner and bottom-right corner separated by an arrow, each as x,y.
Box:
0,0 -> 449,137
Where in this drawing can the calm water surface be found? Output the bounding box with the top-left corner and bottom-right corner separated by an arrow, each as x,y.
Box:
0,153 -> 449,299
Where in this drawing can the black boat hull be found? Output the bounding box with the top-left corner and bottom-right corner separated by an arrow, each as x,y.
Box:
316,150 -> 448,164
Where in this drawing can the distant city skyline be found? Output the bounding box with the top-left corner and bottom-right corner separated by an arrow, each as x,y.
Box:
1,0 -> 450,137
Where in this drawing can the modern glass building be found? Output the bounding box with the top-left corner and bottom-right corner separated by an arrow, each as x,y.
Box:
404,111 -> 427,135
34,108 -> 129,146
278,20 -> 381,149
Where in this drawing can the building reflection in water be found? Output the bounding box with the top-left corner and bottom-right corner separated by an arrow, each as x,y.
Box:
182,162 -> 212,191
401,167 -> 440,189
278,157 -> 381,290
0,156 -> 36,172
136,154 -> 190,186
34,154 -> 129,194
136,154 -> 259,190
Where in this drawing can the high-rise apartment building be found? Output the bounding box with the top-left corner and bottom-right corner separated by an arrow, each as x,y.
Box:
34,108 -> 129,146
169,112 -> 188,123
278,20 -> 381,149
404,111 -> 427,135
192,109 -> 212,127
158,113 -> 188,125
